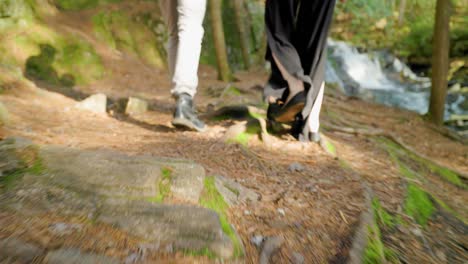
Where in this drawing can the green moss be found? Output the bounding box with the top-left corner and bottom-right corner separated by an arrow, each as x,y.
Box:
364,223 -> 399,263
225,86 -> 242,97
227,122 -> 261,146
321,138 -> 337,157
0,0 -> 35,29
404,184 -> 435,226
25,36 -> 105,86
199,176 -> 243,258
363,225 -> 385,264
183,248 -> 217,259
0,156 -> 44,190
432,196 -> 467,225
54,0 -> 122,11
379,137 -> 465,188
413,156 -> 466,189
232,132 -> 250,146
249,111 -> 266,120
54,39 -> 105,84
148,167 -> 172,203
372,198 -> 397,229
92,11 -> 165,68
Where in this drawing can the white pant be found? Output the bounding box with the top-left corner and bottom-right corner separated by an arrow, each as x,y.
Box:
305,82 -> 324,134
160,0 -> 207,98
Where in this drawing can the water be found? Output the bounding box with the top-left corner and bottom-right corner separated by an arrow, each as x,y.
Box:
325,39 -> 467,121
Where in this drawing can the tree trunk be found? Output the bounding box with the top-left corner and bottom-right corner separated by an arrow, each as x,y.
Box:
429,0 -> 450,125
398,0 -> 407,25
257,31 -> 267,66
232,0 -> 251,69
208,0 -> 232,81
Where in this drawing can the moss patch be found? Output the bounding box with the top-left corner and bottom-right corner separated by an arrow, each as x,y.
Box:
225,86 -> 242,97
54,0 -> 122,11
363,224 -> 398,264
432,195 -> 467,225
404,184 -> 435,226
92,11 -> 165,68
183,247 -> 217,260
379,137 -> 465,188
372,198 -> 398,229
0,1 -> 105,86
0,155 -> 44,190
199,176 -> 243,258
148,167 -> 172,203
364,197 -> 399,264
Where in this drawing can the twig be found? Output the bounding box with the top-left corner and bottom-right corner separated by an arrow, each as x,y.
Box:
339,210 -> 349,224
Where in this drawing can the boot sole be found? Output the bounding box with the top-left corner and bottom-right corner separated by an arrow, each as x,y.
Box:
274,102 -> 305,123
172,118 -> 206,132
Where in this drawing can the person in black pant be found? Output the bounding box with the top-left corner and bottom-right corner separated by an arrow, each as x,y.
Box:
264,0 -> 336,142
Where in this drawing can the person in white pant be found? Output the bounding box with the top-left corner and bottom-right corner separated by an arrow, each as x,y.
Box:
159,0 -> 207,132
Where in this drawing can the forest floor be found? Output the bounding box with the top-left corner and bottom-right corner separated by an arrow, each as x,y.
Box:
1,60 -> 467,263
1,2 -> 467,263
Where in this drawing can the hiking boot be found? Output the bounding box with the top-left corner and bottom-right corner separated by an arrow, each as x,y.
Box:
172,93 -> 206,132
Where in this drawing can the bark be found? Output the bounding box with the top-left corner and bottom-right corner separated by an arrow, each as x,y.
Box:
398,0 -> 407,25
208,0 -> 232,81
429,0 -> 451,125
232,0 -> 251,69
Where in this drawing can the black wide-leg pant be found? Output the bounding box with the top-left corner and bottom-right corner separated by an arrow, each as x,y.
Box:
264,0 -> 336,140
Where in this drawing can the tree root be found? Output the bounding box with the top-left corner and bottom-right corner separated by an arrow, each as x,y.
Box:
323,124 -> 468,181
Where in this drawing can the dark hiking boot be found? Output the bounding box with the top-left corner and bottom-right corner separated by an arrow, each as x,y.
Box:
172,93 -> 206,132
267,91 -> 306,123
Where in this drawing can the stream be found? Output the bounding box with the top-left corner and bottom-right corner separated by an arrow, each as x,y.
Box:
325,39 -> 467,129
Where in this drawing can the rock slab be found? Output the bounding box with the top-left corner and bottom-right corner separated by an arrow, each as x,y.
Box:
0,138 -> 237,259
125,97 -> 148,115
75,93 -> 107,114
44,248 -> 119,264
0,238 -> 43,263
215,175 -> 259,206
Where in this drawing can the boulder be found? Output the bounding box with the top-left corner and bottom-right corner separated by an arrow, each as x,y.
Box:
0,238 -> 43,263
76,93 -> 107,114
125,97 -> 148,115
215,175 -> 259,206
44,248 -> 119,264
1,141 -> 237,259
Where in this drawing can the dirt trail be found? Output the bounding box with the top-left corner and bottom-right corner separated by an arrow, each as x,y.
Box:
1,1 -> 467,262
1,58 -> 467,262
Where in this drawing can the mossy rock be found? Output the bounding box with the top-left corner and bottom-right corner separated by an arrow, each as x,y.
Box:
0,0 -> 35,29
25,38 -> 105,86
199,176 -> 244,258
92,11 -> 165,68
0,138 -> 44,190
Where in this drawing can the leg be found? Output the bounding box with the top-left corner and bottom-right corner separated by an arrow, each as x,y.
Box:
171,0 -> 207,98
272,53 -> 304,104
167,0 -> 207,132
265,0 -> 303,79
305,82 -> 325,134
159,0 -> 178,78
